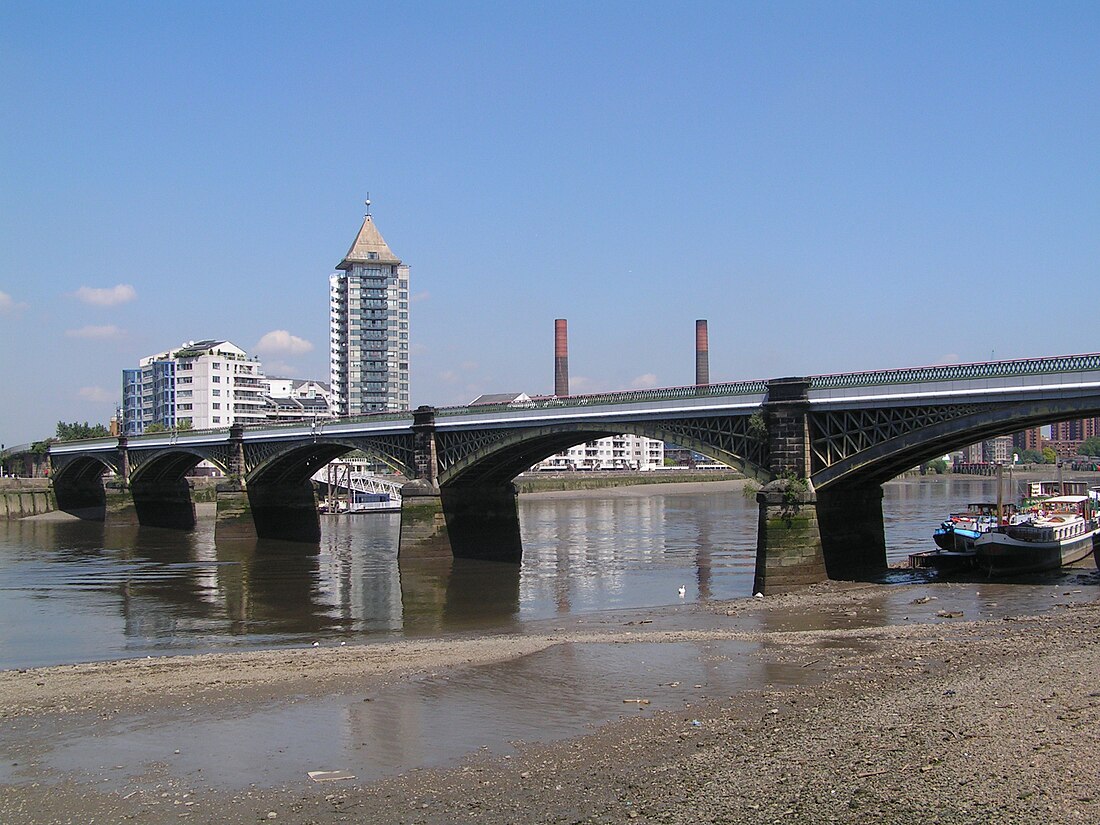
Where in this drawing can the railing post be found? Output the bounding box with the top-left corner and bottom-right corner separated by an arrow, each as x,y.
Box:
117,436 -> 130,486
227,423 -> 246,480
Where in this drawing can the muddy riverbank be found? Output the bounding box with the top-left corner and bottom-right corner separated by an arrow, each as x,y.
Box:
2,577 -> 1098,824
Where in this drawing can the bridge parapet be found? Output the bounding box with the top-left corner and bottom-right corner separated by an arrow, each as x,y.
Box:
434,379 -> 769,419
809,352 -> 1100,400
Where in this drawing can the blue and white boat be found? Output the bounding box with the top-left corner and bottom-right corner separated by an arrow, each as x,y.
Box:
975,496 -> 1099,575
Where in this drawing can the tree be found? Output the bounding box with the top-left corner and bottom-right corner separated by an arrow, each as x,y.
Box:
177,419 -> 193,431
1077,436 -> 1100,457
1041,446 -> 1057,464
55,421 -> 109,441
926,458 -> 948,474
144,423 -> 167,434
1016,448 -> 1045,464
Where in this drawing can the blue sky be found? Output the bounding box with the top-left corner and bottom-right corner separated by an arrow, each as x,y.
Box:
2,1 -> 1098,446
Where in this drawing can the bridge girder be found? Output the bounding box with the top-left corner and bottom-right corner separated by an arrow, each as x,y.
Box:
436,414 -> 770,486
129,447 -> 228,483
50,452 -> 118,483
244,435 -> 417,486
811,395 -> 1100,489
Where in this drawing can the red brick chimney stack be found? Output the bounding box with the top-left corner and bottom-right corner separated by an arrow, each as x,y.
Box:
554,319 -> 569,397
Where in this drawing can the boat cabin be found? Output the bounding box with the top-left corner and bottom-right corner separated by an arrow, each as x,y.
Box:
1023,480 -> 1088,499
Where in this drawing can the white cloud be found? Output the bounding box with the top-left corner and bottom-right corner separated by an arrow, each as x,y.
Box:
569,376 -> 595,393
262,360 -> 298,377
73,284 -> 137,307
0,290 -> 27,313
630,373 -> 659,389
254,330 -> 314,356
440,370 -> 460,384
411,290 -> 431,303
77,386 -> 115,404
66,324 -> 124,340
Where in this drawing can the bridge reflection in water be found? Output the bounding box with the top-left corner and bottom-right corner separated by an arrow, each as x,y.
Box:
0,489 -> 766,668
49,352 -> 1100,593
2,478 -> 1096,670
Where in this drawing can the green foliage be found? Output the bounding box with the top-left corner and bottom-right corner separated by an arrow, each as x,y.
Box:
144,423 -> 167,433
747,412 -> 768,441
1077,436 -> 1100,457
780,471 -> 808,511
926,458 -> 948,474
177,419 -> 193,431
1041,446 -> 1057,464
31,439 -> 53,454
55,421 -> 110,441
1015,448 -> 1045,464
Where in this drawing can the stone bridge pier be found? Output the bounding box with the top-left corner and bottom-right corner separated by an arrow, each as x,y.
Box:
213,425 -> 322,543
398,407 -> 523,562
754,379 -> 887,594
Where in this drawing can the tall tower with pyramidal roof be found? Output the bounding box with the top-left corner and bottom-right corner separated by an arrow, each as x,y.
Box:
329,199 -> 410,415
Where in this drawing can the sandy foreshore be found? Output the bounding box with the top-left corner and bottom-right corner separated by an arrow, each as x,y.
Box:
2,578 -> 1099,824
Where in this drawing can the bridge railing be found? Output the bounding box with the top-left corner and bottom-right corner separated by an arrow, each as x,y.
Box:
434,380 -> 769,418
809,352 -> 1100,390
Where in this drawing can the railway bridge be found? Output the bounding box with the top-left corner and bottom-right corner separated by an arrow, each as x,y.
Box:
49,353 -> 1100,593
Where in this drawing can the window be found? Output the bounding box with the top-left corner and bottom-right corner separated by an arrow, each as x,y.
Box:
213,363 -> 220,369
212,375 -> 221,383
212,389 -> 220,396
212,416 -> 221,423
212,403 -> 220,410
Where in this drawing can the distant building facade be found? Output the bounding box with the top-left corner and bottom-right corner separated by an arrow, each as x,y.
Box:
263,379 -> 335,422
122,340 -> 268,434
329,205 -> 410,416
463,393 -> 665,471
532,434 -> 664,471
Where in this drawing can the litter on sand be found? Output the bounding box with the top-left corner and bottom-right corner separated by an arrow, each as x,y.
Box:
307,770 -> 357,782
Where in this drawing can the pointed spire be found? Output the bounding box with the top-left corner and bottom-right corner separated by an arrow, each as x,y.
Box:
337,200 -> 400,270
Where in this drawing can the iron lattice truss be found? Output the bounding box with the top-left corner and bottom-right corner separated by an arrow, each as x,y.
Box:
435,414 -> 768,481
808,404 -> 983,473
644,416 -> 768,473
50,451 -> 119,478
243,434 -> 417,479
435,428 -> 526,477
127,447 -> 211,477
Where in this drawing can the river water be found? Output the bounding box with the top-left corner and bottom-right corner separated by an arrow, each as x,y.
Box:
1,477 -> 1096,671
2,477 -> 1099,791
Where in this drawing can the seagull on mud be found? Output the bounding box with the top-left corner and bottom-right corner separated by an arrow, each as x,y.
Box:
677,585 -> 686,598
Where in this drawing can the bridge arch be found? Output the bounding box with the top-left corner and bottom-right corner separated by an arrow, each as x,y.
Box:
437,417 -> 769,487
50,454 -> 116,515
245,438 -> 416,486
812,398 -> 1100,490
130,448 -> 229,484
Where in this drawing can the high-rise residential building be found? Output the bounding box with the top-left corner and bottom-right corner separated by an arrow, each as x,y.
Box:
122,340 -> 268,434
1051,418 -> 1098,443
329,203 -> 410,416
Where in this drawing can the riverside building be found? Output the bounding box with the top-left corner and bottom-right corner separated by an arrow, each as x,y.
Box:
122,340 -> 268,434
329,201 -> 410,416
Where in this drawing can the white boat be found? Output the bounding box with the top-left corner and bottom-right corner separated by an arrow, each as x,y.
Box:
974,495 -> 1100,575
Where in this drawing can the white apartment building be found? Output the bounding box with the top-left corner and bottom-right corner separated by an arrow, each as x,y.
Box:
463,394 -> 666,472
123,340 -> 268,433
264,378 -> 335,423
533,434 -> 665,471
330,203 -> 410,415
